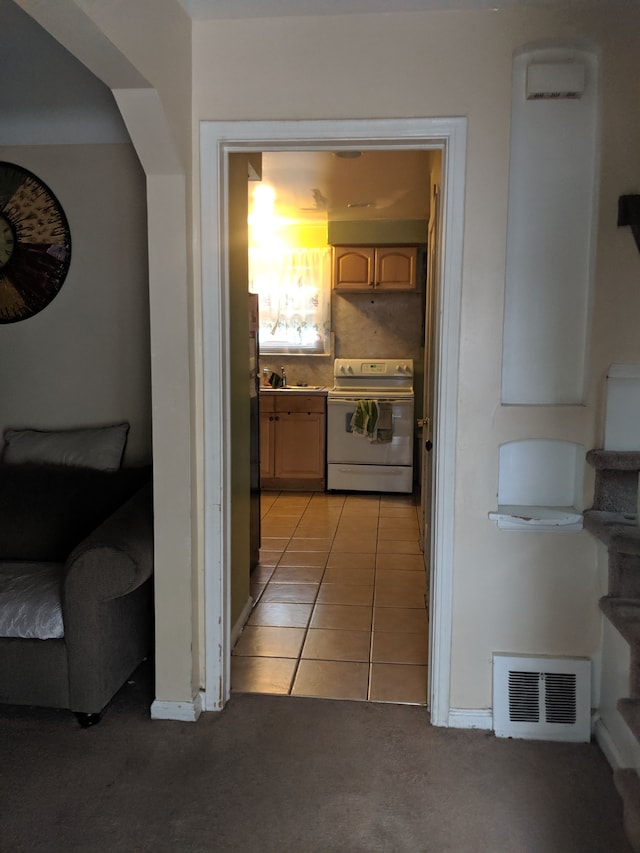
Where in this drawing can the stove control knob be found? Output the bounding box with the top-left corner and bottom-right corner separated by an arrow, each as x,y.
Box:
348,365 -> 353,373
340,365 -> 346,373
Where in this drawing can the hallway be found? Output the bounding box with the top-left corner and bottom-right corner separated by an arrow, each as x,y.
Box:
231,491 -> 428,703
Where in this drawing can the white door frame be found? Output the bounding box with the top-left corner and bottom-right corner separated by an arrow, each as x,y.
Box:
200,117 -> 466,726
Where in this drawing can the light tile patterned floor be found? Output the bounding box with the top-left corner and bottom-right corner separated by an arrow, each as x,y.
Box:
231,491 -> 428,705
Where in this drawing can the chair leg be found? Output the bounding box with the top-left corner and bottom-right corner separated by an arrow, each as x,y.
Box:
74,712 -> 101,728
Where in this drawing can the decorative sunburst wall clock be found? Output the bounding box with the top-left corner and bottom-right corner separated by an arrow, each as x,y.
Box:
0,162 -> 72,323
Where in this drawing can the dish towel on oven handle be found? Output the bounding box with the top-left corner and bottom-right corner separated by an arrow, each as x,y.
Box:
350,400 -> 393,443
351,399 -> 378,439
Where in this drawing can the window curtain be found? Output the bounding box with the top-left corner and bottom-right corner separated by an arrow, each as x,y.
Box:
249,247 -> 331,354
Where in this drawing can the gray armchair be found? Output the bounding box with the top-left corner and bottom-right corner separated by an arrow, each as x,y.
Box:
0,466 -> 153,726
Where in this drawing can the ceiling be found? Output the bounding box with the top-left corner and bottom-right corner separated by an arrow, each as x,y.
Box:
255,150 -> 434,224
178,0 -> 559,20
178,0 -> 631,19
2,1 -> 433,223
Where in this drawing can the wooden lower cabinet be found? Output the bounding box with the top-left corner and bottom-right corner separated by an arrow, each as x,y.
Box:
260,392 -> 326,490
259,393 -> 275,477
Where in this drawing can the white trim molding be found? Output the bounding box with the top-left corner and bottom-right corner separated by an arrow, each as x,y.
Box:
231,596 -> 254,648
150,693 -> 203,723
594,716 -> 625,770
448,708 -> 494,731
200,117 -> 467,722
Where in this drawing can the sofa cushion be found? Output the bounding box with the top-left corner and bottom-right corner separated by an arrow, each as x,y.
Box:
0,562 -> 64,639
0,464 -> 151,561
2,424 -> 129,471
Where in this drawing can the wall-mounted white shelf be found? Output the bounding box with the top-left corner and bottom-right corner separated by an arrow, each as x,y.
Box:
489,505 -> 583,532
490,439 -> 585,532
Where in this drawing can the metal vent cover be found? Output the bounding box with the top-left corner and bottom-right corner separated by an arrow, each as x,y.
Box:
493,654 -> 591,742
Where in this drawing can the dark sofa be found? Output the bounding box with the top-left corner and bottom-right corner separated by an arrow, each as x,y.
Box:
0,463 -> 154,725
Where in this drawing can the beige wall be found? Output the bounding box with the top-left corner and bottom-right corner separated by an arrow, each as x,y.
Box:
75,0 -> 192,166
48,0 -> 200,703
27,2 -> 640,712
193,6 -> 640,709
0,143 -> 151,464
14,0 -> 198,706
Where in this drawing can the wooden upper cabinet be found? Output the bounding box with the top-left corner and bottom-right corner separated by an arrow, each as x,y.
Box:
333,247 -> 375,291
376,247 -> 418,290
332,245 -> 418,292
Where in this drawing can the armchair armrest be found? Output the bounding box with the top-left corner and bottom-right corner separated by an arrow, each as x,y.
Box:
63,482 -> 154,605
62,482 -> 154,714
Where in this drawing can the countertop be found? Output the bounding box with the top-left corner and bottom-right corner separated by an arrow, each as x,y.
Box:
260,386 -> 328,396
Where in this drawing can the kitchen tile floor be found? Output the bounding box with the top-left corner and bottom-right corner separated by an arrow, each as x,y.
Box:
231,490 -> 428,705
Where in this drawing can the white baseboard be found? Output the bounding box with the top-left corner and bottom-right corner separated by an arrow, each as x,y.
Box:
231,596 -> 254,647
448,708 -> 493,730
594,716 -> 624,771
150,692 -> 203,723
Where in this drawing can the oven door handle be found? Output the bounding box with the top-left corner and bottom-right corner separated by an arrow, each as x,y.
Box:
328,397 -> 413,404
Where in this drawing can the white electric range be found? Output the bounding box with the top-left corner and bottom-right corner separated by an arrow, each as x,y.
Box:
327,358 -> 415,493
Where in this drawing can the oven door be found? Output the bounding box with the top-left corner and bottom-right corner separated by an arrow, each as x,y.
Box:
327,396 -> 414,466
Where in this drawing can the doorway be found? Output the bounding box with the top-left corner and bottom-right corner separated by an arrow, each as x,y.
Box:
238,149 -> 436,703
200,117 -> 467,726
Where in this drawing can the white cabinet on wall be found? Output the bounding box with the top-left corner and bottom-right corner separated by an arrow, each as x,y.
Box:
332,245 -> 418,292
501,46 -> 600,405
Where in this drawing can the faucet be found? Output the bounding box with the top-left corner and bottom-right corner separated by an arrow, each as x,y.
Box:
280,366 -> 287,388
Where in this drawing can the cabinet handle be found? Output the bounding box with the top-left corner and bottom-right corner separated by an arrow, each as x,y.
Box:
369,281 -> 375,288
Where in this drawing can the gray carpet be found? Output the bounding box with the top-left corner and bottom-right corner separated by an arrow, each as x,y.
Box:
0,663 -> 631,852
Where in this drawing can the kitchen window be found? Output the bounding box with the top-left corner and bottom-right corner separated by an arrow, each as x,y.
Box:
249,246 -> 331,356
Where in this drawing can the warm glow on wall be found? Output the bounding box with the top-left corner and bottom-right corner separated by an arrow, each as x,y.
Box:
248,184 -> 285,249
249,183 -> 328,250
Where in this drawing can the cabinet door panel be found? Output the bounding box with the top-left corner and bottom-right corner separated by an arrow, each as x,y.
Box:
260,394 -> 276,412
274,413 -> 325,480
274,395 -> 325,414
376,247 -> 417,290
333,247 -> 374,291
260,412 -> 275,479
